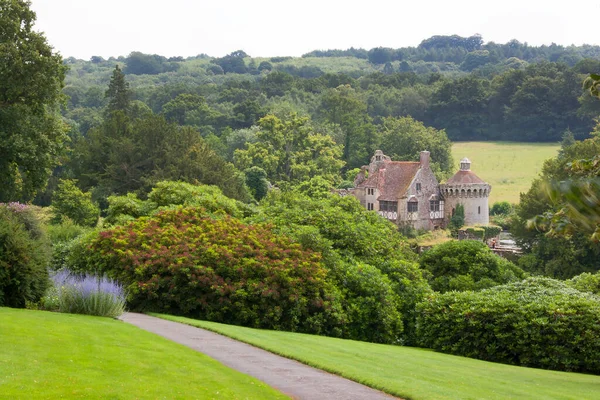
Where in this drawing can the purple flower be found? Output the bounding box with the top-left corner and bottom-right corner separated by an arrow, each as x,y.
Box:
48,269 -> 127,317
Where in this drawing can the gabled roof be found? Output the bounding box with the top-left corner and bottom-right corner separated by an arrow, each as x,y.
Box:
357,161 -> 420,201
445,170 -> 486,184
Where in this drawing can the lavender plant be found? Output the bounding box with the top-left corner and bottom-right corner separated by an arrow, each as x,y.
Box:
44,270 -> 126,318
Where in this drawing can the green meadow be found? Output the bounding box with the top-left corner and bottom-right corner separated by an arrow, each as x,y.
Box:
451,141 -> 561,204
156,314 -> 600,400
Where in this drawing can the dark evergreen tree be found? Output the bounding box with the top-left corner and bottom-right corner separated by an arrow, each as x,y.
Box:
105,65 -> 130,113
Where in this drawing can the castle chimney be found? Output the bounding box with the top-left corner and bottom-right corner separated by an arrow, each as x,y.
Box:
420,151 -> 430,169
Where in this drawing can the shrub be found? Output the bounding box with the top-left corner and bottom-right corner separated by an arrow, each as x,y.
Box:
0,204 -> 50,307
52,179 -> 99,227
567,271 -> 600,295
419,240 -> 525,292
104,181 -> 255,225
464,226 -> 485,240
69,207 -> 343,334
481,224 -> 502,240
252,191 -> 429,344
43,270 -> 126,317
490,201 -> 512,216
416,277 -> 600,373
47,218 -> 89,244
449,204 -> 465,231
331,260 -> 403,343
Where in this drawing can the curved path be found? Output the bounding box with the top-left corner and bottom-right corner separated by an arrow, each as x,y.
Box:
120,313 -> 398,400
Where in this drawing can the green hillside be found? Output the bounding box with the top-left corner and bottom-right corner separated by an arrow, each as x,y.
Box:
451,141 -> 561,204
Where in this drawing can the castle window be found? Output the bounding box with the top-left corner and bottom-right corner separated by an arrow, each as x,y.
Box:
367,203 -> 374,211
376,155 -> 381,161
478,206 -> 481,215
407,200 -> 418,213
430,200 -> 441,212
416,182 -> 421,191
367,188 -> 374,195
380,201 -> 398,213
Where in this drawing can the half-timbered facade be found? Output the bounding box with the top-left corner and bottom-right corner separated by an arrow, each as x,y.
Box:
351,150 -> 445,230
347,150 -> 490,230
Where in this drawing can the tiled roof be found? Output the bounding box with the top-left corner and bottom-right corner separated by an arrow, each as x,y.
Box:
357,161 -> 420,201
445,170 -> 486,184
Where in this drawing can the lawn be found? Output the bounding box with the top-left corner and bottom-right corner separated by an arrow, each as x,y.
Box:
155,314 -> 600,400
0,308 -> 287,399
451,141 -> 560,204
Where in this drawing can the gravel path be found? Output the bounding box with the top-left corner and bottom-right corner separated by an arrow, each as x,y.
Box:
120,313 -> 398,400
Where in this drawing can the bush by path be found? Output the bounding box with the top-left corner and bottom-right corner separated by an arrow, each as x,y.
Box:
416,277 -> 600,373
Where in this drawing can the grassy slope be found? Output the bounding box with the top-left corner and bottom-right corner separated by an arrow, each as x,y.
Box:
0,308 -> 287,400
451,141 -> 560,204
155,314 -> 600,400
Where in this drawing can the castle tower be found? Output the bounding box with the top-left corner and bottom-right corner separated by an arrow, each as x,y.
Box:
440,157 -> 491,226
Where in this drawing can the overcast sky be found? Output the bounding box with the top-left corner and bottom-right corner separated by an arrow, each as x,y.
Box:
29,0 -> 600,60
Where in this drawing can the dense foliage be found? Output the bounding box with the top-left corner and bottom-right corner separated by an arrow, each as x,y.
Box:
0,203 -> 49,307
51,179 -> 99,227
0,0 -> 68,201
567,271 -> 600,295
68,207 -> 344,335
104,181 -> 254,225
419,240 -> 525,292
511,133 -> 600,278
252,191 -> 430,344
416,277 -> 600,373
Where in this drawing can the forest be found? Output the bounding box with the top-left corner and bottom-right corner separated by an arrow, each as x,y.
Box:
3,0 -> 600,380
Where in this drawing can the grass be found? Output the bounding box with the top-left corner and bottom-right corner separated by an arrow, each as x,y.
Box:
451,141 -> 560,204
154,314 -> 600,400
411,229 -> 454,247
0,308 -> 287,399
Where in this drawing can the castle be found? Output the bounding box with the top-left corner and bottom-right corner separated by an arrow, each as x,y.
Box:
348,150 -> 490,230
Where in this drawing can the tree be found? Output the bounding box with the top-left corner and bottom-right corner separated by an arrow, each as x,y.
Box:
0,0 -> 68,201
52,179 -> 99,227
428,76 -> 488,140
512,134 -> 600,278
378,116 -> 453,179
73,112 -> 252,204
105,65 -> 130,113
419,240 -> 524,293
234,114 -> 344,185
124,52 -> 178,75
367,47 -> 393,64
244,166 -> 269,201
211,50 -> 248,74
320,85 -> 373,169
161,93 -> 206,125
449,204 -> 465,231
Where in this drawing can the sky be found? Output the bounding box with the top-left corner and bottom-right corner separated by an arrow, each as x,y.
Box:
29,0 -> 600,60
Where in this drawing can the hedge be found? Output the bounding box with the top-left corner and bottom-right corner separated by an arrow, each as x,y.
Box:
416,277 -> 600,373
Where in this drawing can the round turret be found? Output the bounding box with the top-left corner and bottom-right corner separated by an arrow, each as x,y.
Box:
441,158 -> 491,226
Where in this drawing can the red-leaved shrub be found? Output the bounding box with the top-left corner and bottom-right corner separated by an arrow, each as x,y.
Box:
74,207 -> 343,334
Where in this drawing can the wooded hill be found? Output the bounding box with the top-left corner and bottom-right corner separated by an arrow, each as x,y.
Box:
62,34 -> 600,147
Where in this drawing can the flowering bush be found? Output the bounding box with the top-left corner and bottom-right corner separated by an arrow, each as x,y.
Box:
71,207 -> 343,334
43,270 -> 126,317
